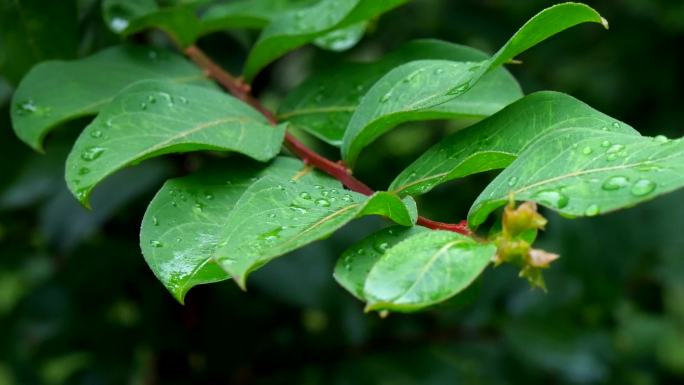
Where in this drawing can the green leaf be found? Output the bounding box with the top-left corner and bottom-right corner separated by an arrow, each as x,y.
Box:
200,0 -> 316,32
65,80 -> 286,206
11,45 -> 214,151
0,0 -> 78,85
362,229 -> 496,312
468,128 -> 684,227
390,91 -> 638,196
342,2 -> 608,164
277,39 -> 522,146
334,225 -> 429,300
141,157 -> 305,302
242,0 -> 407,82
212,176 -> 418,288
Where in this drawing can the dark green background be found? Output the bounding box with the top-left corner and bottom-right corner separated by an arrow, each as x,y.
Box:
1,0 -> 683,383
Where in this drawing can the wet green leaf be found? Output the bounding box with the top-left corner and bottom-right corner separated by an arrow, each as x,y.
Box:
11,45 -> 214,151
390,91 -> 638,196
243,0 -> 407,82
334,225 -> 429,300
469,128 -> 684,227
362,229 -> 496,312
342,2 -> 608,164
213,176 -> 417,288
140,157 -> 305,302
65,80 -> 285,206
278,39 -> 522,146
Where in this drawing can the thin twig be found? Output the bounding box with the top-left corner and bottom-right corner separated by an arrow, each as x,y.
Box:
183,45 -> 470,235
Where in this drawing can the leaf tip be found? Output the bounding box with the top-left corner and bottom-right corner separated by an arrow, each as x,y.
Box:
600,16 -> 610,30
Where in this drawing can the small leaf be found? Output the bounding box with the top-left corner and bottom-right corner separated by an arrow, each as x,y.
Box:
278,39 -> 522,146
342,2 -> 608,164
334,225 -> 429,300
141,157 -> 306,302
242,0 -> 407,82
390,91 -> 638,196
212,176 -> 417,288
469,128 -> 684,227
363,230 -> 496,312
65,80 -> 286,205
11,45 -> 214,151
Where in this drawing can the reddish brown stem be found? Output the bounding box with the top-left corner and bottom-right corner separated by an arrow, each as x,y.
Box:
184,45 -> 469,235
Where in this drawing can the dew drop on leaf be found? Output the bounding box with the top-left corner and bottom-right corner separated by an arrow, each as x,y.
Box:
630,179 -> 656,197
582,146 -> 593,155
606,144 -> 625,154
299,192 -> 312,200
654,135 -> 669,143
585,204 -> 600,216
534,189 -> 569,209
600,140 -> 611,148
150,240 -> 163,248
81,146 -> 105,161
90,130 -> 103,139
602,176 -> 630,191
315,199 -> 331,207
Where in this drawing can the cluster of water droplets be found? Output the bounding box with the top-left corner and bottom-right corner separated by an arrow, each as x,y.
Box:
15,99 -> 52,118
341,227 -> 400,272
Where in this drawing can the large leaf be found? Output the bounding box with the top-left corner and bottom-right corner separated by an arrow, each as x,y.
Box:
469,128 -> 684,227
389,92 -> 638,196
11,45 -> 214,151
242,0 -> 408,82
350,228 -> 496,312
277,39 -> 523,146
334,225 -> 429,300
213,176 -> 418,288
0,0 -> 78,85
141,157 -> 305,302
341,2 -> 608,164
65,80 -> 286,205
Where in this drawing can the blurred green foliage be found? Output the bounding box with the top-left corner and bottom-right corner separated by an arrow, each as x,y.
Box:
1,0 -> 684,384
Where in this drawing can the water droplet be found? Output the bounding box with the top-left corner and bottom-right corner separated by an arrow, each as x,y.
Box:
259,226 -> 284,243
602,176 -> 629,191
315,199 -> 330,207
612,122 -> 621,129
171,201 -> 178,207
90,130 -> 103,139
601,140 -> 611,148
380,91 -> 392,103
150,240 -> 163,248
534,189 -> 569,209
313,184 -> 324,189
341,194 -> 353,202
105,118 -> 113,128
205,193 -> 214,200
654,135 -> 669,143
606,144 -> 625,154
289,204 -> 308,214
179,96 -> 189,104
585,204 -> 600,217
299,192 -> 312,200
630,179 -> 656,197
507,176 -> 518,187
321,190 -> 330,197
81,146 -> 105,161
582,146 -> 593,155
268,213 -> 276,219
147,95 -> 157,104
193,203 -> 204,214
448,82 -> 470,95
607,154 -> 618,161
373,241 -> 390,253
152,216 -> 159,226
434,68 -> 445,75
148,50 -> 158,60
140,102 -> 147,110
15,99 -> 51,117
109,15 -> 130,32
78,167 -> 90,175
